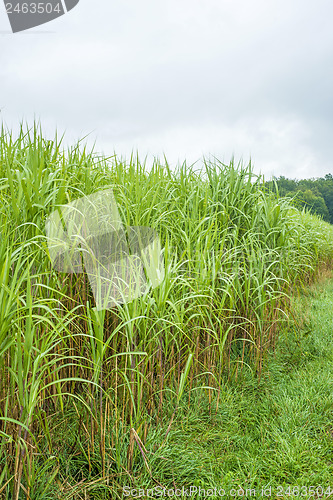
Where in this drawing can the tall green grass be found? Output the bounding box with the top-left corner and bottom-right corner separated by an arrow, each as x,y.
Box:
1,124 -> 333,498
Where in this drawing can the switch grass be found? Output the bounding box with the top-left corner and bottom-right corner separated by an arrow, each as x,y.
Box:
1,124 -> 333,498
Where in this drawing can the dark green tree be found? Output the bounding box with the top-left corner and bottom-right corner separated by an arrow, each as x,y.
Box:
263,173 -> 333,224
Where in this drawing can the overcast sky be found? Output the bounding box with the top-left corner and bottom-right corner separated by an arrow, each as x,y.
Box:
1,0 -> 333,179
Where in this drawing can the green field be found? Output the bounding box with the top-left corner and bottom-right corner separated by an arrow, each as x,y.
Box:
1,125 -> 333,499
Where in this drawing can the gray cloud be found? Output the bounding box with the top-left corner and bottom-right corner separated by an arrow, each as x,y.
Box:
1,0 -> 333,178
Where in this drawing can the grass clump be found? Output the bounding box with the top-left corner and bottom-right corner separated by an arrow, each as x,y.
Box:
1,123 -> 333,498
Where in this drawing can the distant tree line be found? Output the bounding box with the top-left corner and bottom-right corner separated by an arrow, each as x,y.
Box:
264,174 -> 333,224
